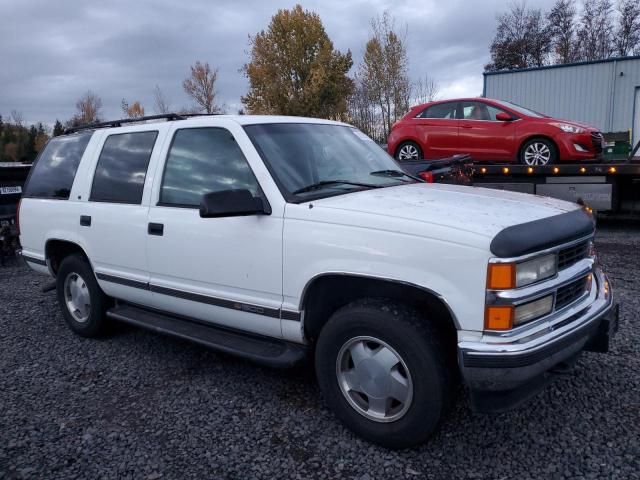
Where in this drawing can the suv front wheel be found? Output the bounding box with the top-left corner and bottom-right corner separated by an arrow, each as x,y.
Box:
315,298 -> 452,449
56,254 -> 110,337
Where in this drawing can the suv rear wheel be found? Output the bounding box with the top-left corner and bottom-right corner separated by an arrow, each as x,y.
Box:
56,254 -> 110,337
315,298 -> 452,449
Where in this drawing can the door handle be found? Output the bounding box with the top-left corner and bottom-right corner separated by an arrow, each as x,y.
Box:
80,215 -> 91,227
461,124 -> 473,129
148,223 -> 164,236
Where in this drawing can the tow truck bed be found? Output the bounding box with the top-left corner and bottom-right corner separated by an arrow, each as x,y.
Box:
472,161 -> 640,214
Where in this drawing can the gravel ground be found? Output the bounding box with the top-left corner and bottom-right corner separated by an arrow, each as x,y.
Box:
1,221 -> 638,480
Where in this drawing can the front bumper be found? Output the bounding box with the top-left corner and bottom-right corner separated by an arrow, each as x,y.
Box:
458,266 -> 618,412
555,131 -> 604,161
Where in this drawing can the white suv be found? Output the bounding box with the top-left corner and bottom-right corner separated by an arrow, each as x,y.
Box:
19,114 -> 618,448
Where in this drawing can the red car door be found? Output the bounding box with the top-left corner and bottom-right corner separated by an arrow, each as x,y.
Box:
412,101 -> 460,159
458,101 -> 517,162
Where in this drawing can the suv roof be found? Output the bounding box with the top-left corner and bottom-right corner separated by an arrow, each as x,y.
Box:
64,113 -> 347,135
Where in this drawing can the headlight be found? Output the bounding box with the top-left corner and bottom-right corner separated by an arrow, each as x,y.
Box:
514,295 -> 554,325
515,254 -> 557,287
487,254 -> 557,289
550,122 -> 585,134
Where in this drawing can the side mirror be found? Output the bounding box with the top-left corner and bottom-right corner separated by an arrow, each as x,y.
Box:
199,189 -> 271,218
496,112 -> 514,122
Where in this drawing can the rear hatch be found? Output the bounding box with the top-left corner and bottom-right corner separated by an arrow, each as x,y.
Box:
0,163 -> 31,224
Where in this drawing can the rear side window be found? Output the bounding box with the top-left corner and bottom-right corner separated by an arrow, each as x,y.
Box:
159,128 -> 260,207
462,101 -> 509,121
23,132 -> 93,199
90,131 -> 158,204
417,102 -> 457,119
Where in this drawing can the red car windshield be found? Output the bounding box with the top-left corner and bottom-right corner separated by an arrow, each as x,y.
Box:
493,100 -> 546,118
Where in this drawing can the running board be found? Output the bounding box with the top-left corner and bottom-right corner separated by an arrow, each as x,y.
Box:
106,304 -> 307,368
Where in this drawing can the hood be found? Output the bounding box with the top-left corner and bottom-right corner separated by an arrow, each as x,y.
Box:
545,117 -> 599,131
308,183 -> 580,241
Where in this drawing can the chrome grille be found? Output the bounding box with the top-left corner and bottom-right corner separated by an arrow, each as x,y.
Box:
555,276 -> 589,310
558,241 -> 589,270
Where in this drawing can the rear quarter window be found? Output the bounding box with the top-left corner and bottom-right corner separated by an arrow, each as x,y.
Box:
90,131 -> 158,204
23,132 -> 93,199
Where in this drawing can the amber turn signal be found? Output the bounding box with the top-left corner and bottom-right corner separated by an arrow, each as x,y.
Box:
485,306 -> 514,330
487,263 -> 515,289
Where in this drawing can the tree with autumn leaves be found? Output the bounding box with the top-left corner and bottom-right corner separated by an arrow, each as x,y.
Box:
242,5 -> 354,119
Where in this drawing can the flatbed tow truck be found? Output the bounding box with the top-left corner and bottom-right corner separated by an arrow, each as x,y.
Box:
471,143 -> 640,215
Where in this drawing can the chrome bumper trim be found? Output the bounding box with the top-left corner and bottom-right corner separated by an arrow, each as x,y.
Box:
459,267 -> 612,360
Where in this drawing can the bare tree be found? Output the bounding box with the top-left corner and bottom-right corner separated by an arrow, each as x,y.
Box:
72,90 -> 102,125
412,75 -> 440,105
577,0 -> 614,61
153,85 -> 171,114
548,0 -> 578,63
614,0 -> 640,56
183,61 -> 221,114
486,1 -> 552,70
347,73 -> 385,142
360,12 -> 411,141
10,110 -> 24,127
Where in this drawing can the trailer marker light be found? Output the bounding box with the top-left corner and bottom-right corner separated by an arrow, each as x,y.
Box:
527,167 -> 533,174
580,167 -> 586,173
609,167 -> 616,173
553,167 -> 559,174
481,167 -> 487,174
503,167 -> 509,174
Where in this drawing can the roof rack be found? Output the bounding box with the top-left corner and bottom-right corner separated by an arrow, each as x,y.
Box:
63,113 -> 220,134
176,113 -> 222,118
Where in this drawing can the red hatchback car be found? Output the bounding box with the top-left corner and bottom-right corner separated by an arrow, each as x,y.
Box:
387,98 -> 604,165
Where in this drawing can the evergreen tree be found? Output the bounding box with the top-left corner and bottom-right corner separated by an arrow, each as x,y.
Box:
53,119 -> 65,137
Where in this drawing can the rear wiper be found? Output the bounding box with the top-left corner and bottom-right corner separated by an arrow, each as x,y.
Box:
369,169 -> 420,181
292,180 -> 382,195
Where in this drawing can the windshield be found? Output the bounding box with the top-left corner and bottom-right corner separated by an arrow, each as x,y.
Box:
244,123 -> 413,201
493,100 -> 546,118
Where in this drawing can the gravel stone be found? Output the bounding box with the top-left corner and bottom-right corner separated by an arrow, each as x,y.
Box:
0,220 -> 638,479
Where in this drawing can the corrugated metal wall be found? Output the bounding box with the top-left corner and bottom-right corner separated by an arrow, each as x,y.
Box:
484,57 -> 640,134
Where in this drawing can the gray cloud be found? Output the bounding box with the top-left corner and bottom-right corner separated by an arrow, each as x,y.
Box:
1,0 -> 558,125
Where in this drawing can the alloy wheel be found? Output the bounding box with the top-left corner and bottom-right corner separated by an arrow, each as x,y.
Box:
398,144 -> 420,161
523,142 -> 552,165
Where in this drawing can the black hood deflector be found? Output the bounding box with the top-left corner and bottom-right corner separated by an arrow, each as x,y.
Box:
490,208 -> 595,258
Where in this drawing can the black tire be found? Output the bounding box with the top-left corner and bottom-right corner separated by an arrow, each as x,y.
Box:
519,137 -> 557,165
315,298 -> 452,449
56,254 -> 110,337
395,141 -> 423,161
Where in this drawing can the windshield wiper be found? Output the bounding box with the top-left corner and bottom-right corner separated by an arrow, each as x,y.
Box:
369,169 -> 420,181
292,180 -> 382,195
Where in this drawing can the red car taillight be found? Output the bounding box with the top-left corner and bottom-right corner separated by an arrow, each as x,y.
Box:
418,171 -> 434,183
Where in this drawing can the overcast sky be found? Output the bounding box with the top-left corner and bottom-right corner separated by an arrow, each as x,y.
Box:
1,0 -> 559,126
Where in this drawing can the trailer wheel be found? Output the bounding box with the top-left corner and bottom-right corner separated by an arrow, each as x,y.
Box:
520,138 -> 557,166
